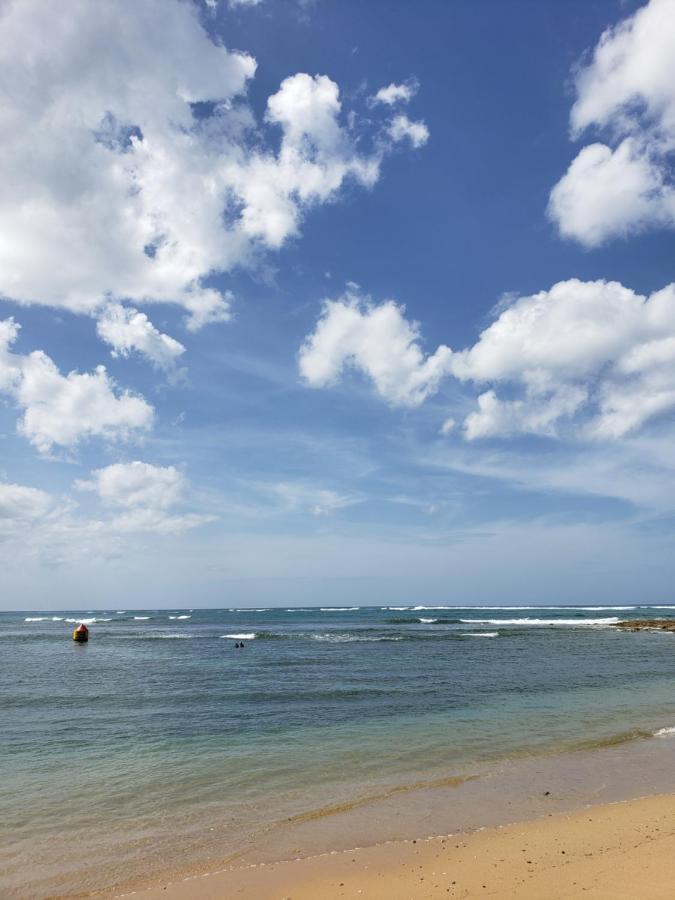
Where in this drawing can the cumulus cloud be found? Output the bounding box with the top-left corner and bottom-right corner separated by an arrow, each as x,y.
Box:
0,462 -> 213,565
230,73 -> 382,247
446,278 -> 675,440
0,482 -> 59,538
0,0 -> 425,345
75,461 -> 215,533
0,318 -> 153,454
96,304 -> 186,371
300,279 -> 675,441
298,289 -> 452,407
373,80 -> 418,106
549,0 -> 675,244
388,115 -> 429,148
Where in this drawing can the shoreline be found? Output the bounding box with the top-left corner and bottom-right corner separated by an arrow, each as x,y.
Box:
104,731 -> 675,900
124,792 -> 675,899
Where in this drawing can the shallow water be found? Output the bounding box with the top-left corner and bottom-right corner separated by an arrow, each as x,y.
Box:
2,605 -> 675,897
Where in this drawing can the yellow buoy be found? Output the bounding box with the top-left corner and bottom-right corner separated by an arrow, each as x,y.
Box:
72,623 -> 89,643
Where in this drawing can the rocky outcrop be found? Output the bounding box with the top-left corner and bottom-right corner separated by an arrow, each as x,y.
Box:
615,619 -> 675,632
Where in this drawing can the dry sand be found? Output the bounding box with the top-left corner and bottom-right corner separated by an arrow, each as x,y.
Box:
125,792 -> 675,899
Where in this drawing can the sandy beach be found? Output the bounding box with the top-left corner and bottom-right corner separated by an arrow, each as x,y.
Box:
126,793 -> 675,899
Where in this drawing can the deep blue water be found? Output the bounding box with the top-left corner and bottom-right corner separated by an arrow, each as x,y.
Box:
2,604 -> 675,896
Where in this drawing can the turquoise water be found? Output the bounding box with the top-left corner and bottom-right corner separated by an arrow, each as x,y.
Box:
2,604 -> 675,896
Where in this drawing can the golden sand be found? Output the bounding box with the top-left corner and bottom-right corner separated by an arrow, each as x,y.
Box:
125,792 -> 675,899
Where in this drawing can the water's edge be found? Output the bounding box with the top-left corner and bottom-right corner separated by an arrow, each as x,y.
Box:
110,728 -> 675,898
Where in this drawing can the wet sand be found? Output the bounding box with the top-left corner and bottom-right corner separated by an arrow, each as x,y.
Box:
126,793 -> 675,899
114,735 -> 675,900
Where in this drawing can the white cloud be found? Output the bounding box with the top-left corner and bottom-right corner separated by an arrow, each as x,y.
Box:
96,304 -> 186,371
549,0 -> 675,244
388,114 -> 429,149
0,462 -> 213,571
0,318 -> 153,454
548,140 -> 674,246
450,279 -> 675,440
230,73 -> 382,248
0,0 -> 255,328
229,0 -> 264,6
373,81 -> 418,106
0,482 -> 58,537
298,290 -> 452,407
463,386 -> 587,440
0,1 -> 424,342
267,481 -> 362,516
75,461 -> 215,533
300,279 -> 675,441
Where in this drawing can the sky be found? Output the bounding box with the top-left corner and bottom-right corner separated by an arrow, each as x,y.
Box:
2,0 -> 675,609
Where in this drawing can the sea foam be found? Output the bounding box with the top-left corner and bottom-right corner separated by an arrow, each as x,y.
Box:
319,607 -> 360,612
221,633 -> 256,640
653,726 -> 675,737
460,617 -> 619,626
461,632 -> 499,638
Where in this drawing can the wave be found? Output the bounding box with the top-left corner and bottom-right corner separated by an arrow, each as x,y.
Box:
459,605 -> 637,611
389,616 -> 461,625
654,726 -> 675,737
219,630 -> 405,643
25,616 -> 65,622
311,633 -> 403,643
64,617 -> 102,624
168,615 -> 191,620
652,606 -> 675,610
460,632 -> 499,638
459,617 -> 619,626
319,607 -> 360,612
134,616 -> 151,620
411,605 -> 456,610
228,608 -> 271,612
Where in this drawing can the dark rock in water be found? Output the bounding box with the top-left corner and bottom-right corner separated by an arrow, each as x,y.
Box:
615,619 -> 675,632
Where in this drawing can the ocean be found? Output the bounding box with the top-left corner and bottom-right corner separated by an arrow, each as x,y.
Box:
2,604 -> 675,897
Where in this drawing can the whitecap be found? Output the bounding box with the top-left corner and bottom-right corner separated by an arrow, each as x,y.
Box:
312,633 -> 402,643
319,607 -> 360,612
460,632 -> 498,638
221,633 -> 256,640
412,605 -> 454,610
65,617 -> 97,625
654,726 -> 675,737
134,616 -> 151,620
24,617 -> 48,622
233,608 -> 269,612
418,617 -> 438,624
459,617 -> 619,626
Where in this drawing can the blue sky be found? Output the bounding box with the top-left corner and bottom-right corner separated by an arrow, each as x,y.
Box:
2,0 -> 675,608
